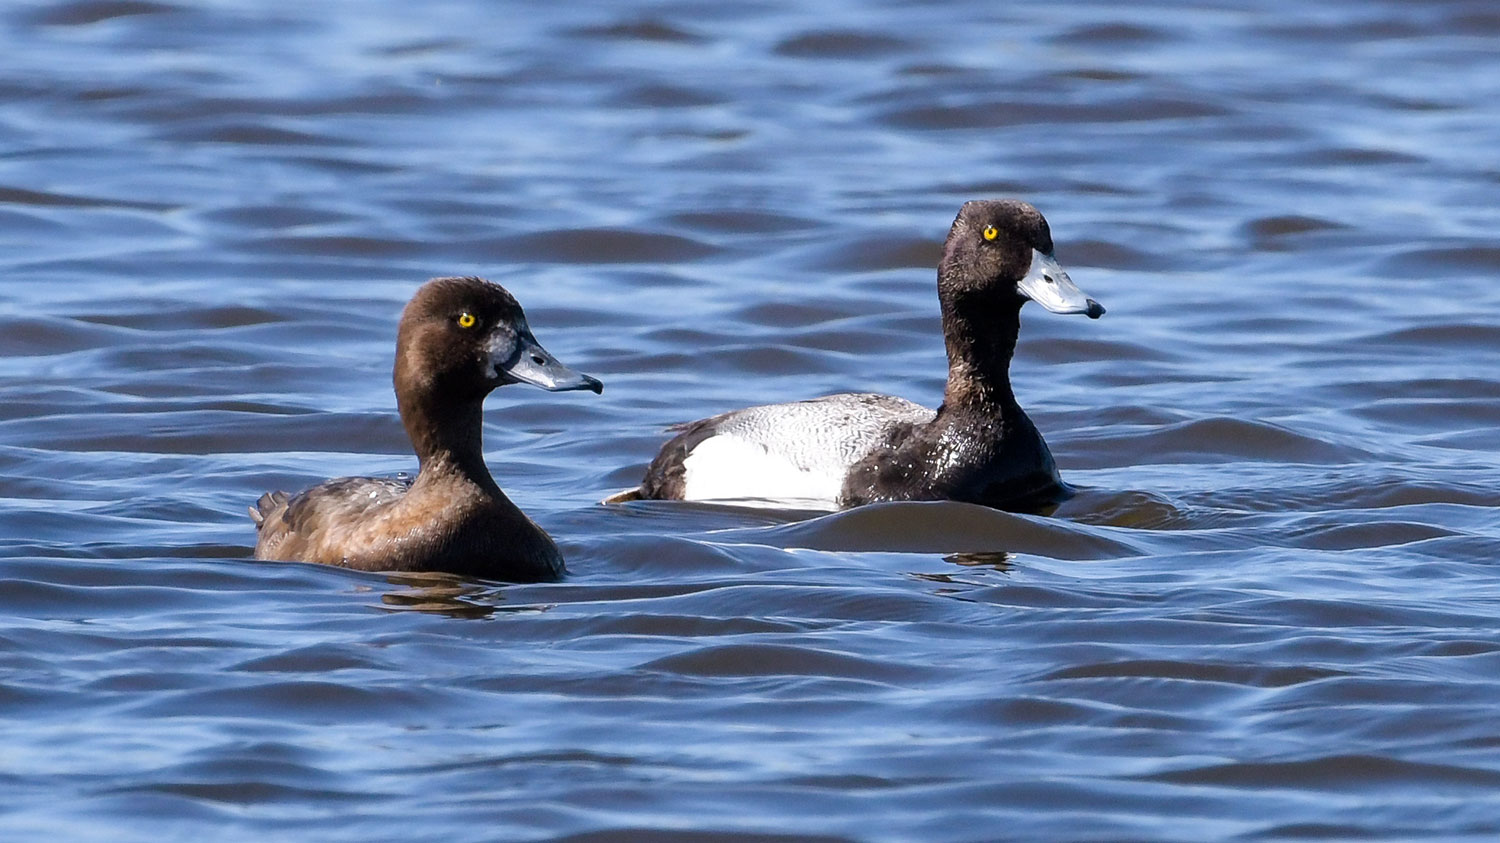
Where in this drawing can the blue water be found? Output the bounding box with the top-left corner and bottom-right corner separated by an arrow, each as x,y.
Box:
3,0 -> 1500,839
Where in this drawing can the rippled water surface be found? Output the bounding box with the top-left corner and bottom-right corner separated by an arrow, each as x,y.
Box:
4,0 -> 1500,839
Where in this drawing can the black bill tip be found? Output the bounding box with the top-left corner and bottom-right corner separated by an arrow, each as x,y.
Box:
497,329 -> 604,395
538,371 -> 603,394
1085,299 -> 1106,319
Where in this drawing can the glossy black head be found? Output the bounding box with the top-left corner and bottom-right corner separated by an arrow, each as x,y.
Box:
939,199 -> 1103,318
395,276 -> 602,407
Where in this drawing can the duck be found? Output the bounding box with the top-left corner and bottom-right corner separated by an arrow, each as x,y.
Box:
251,276 -> 602,581
606,199 -> 1103,512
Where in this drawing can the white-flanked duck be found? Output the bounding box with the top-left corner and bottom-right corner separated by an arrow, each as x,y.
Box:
608,199 -> 1102,512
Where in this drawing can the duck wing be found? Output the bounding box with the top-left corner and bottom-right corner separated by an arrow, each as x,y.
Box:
639,393 -> 934,505
251,475 -> 413,562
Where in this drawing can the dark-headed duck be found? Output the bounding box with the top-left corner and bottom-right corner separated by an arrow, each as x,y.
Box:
607,199 -> 1103,512
251,276 -> 602,581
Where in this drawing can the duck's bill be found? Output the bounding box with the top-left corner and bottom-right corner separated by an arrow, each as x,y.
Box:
1016,250 -> 1105,319
494,331 -> 603,394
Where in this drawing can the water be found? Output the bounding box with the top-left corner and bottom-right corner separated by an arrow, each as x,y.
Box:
4,0 -> 1500,839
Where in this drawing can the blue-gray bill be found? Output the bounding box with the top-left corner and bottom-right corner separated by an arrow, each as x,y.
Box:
1016,250 -> 1105,319
495,331 -> 603,393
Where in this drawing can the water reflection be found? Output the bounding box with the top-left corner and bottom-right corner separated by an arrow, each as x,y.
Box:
372,571 -> 552,619
942,550 -> 1014,571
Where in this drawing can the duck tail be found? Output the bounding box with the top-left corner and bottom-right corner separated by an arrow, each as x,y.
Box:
601,487 -> 644,505
249,490 -> 290,529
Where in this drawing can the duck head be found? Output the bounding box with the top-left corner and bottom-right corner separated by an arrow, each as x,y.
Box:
395,276 -> 603,406
940,199 -> 1104,319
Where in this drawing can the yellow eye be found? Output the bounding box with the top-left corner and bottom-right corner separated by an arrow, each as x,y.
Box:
456,312 -> 477,329
982,225 -> 998,241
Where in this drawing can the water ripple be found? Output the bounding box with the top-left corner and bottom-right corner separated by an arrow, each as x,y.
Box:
3,0 -> 1500,840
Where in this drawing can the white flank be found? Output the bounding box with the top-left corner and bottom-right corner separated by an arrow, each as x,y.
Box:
680,434 -> 843,508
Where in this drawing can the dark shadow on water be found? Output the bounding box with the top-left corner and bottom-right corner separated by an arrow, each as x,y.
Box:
703,499 -> 1139,560
942,550 -> 1014,571
373,571 -> 551,619
1056,486 -> 1189,529
911,552 -> 1015,596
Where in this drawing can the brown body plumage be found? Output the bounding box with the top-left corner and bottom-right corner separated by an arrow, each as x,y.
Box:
251,276 -> 601,581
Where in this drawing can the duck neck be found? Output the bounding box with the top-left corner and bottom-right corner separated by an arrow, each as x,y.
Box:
939,291 -> 1023,415
398,390 -> 499,493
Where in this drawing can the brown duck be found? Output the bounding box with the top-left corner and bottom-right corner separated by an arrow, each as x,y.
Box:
251,276 -> 601,581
